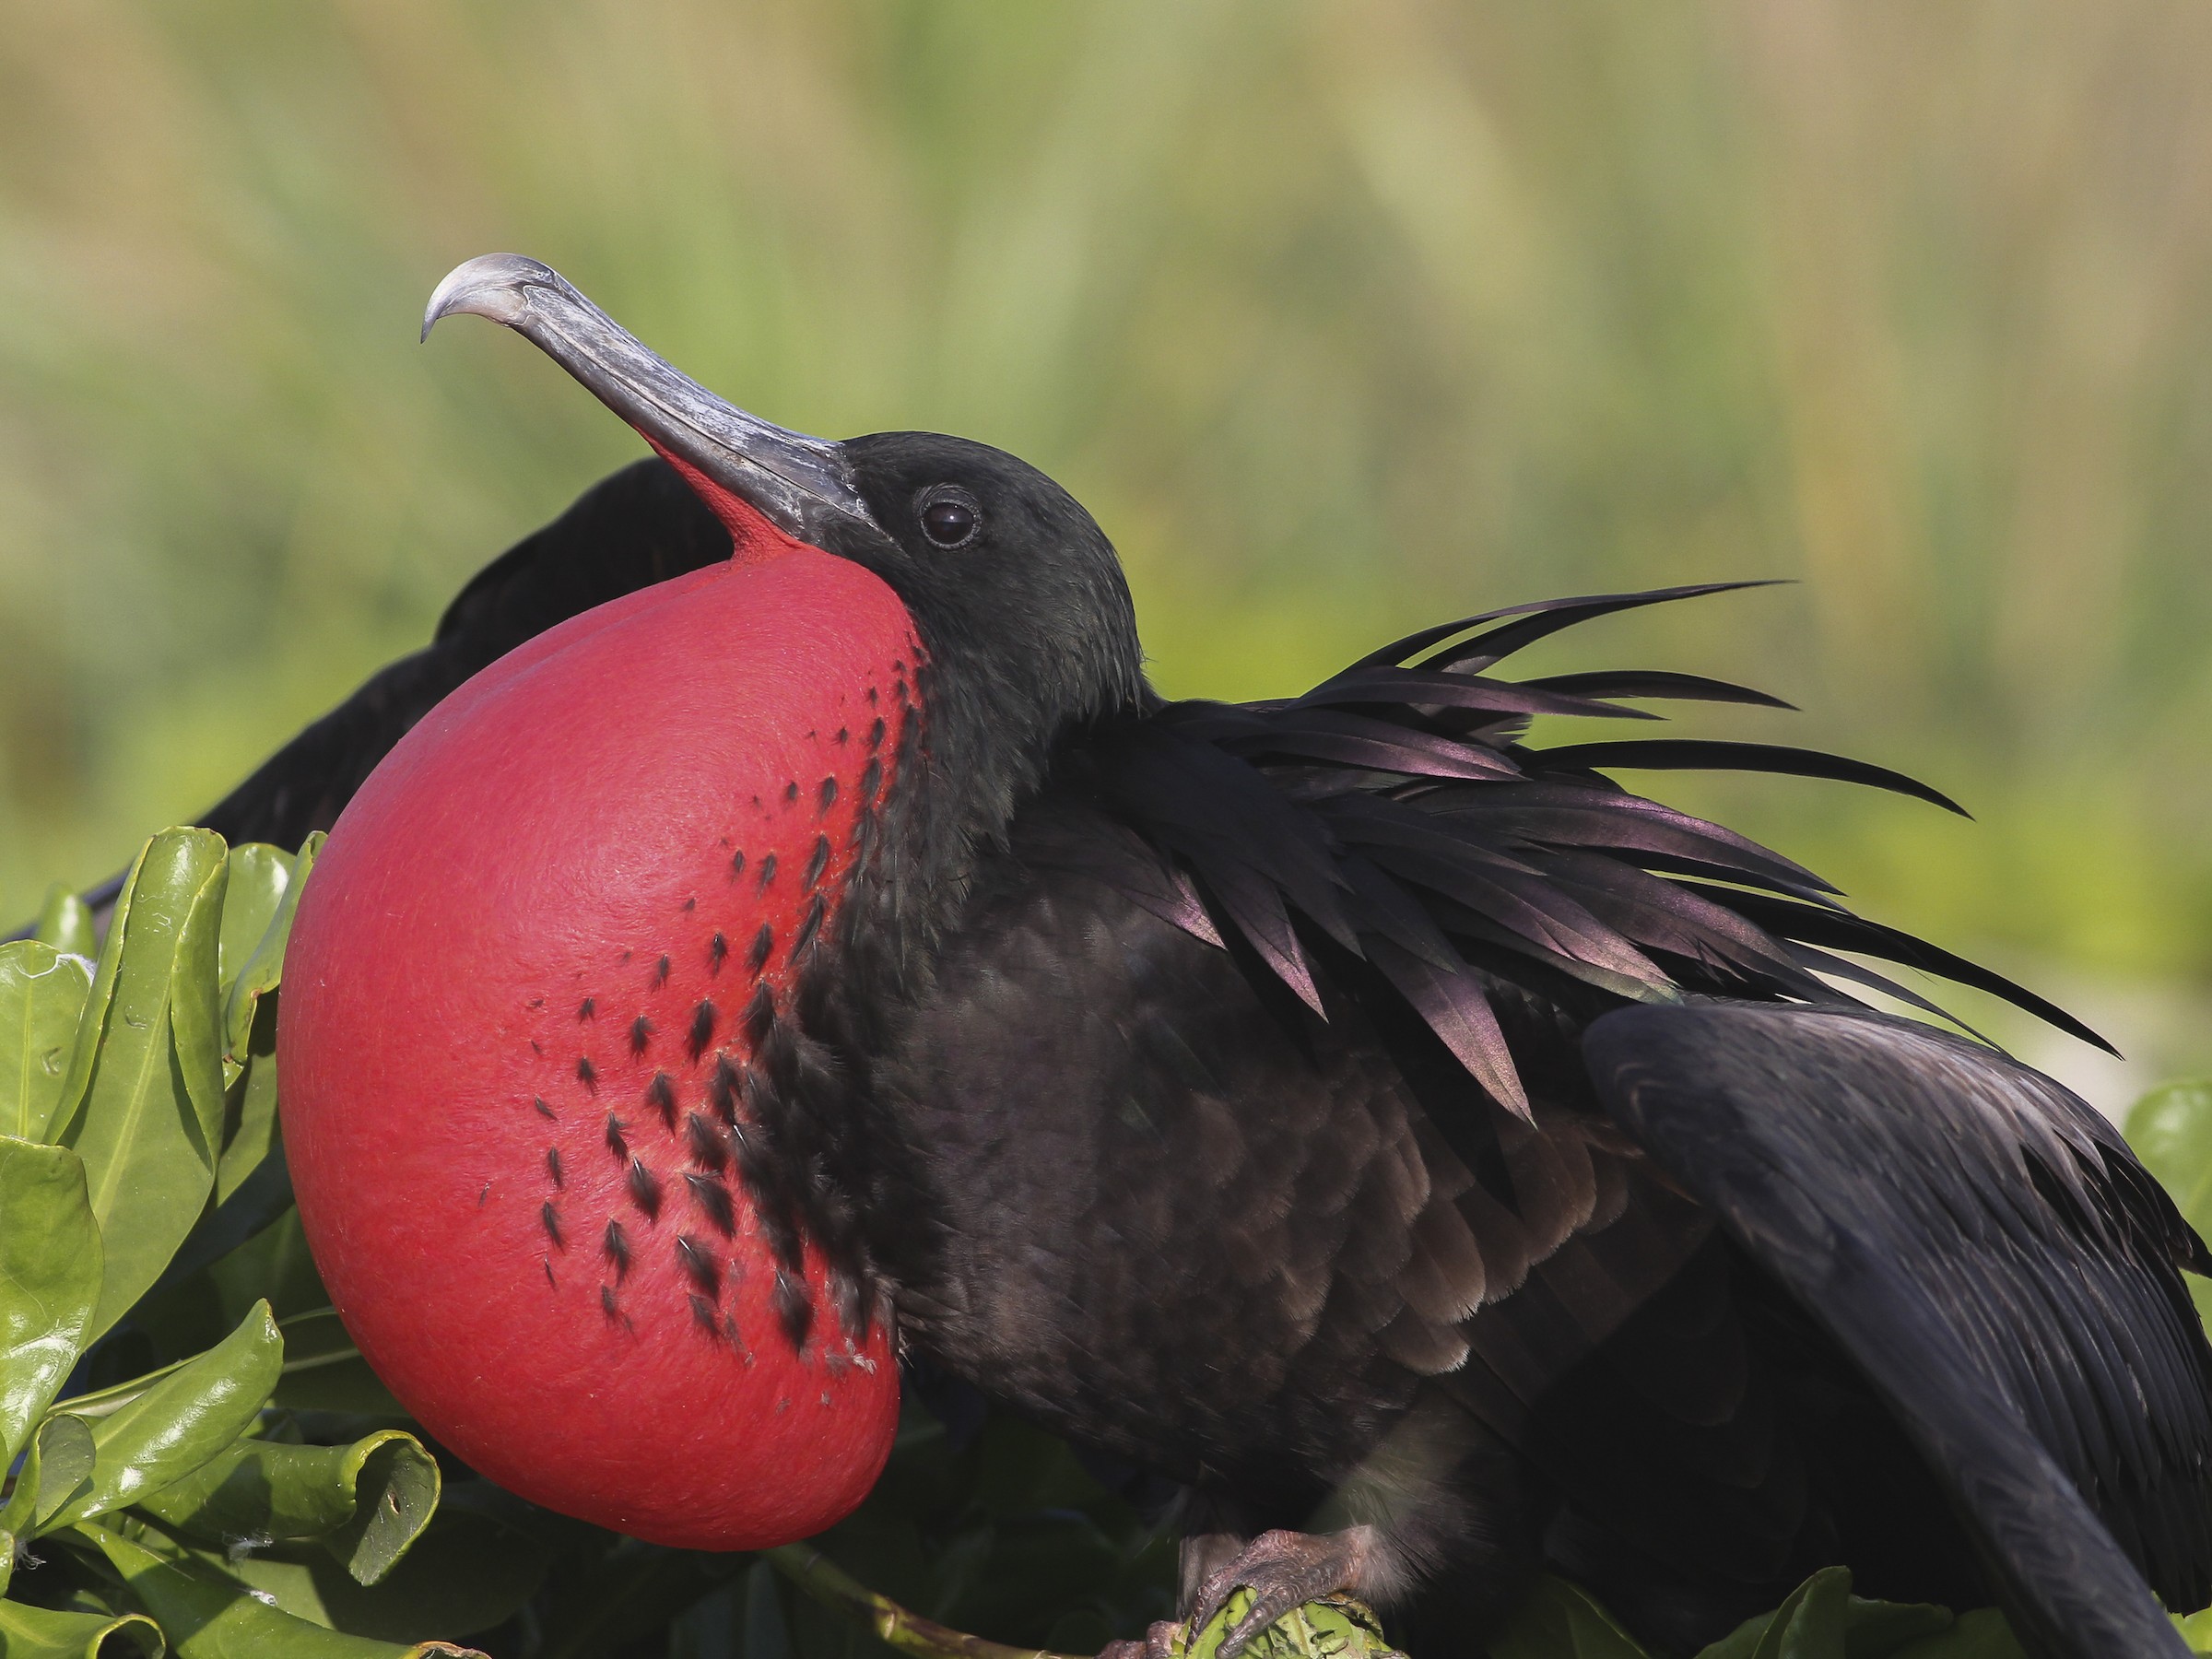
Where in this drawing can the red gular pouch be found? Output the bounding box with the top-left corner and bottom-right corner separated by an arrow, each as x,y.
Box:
280,545 -> 912,1549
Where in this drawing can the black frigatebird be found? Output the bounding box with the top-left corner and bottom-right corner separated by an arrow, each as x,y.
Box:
196,254 -> 2212,1659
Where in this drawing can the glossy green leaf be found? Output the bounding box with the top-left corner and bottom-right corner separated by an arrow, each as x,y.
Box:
315,1435 -> 441,1586
0,942 -> 95,1141
0,1411 -> 93,1594
0,1595 -> 163,1658
52,841 -> 148,1142
33,885 -> 99,962
80,1524 -> 484,1657
214,1003 -> 278,1206
0,1136 -> 103,1460
1,1411 -> 97,1535
58,829 -> 230,1339
211,1491 -> 546,1646
214,846 -> 290,996
44,1300 -> 281,1532
1694,1569 -> 1956,1659
221,832 -> 319,1062
137,1430 -> 440,1587
166,841 -> 231,1175
1696,1569 -> 1843,1659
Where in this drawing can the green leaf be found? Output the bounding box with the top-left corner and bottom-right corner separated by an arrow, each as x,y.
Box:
0,1595 -> 163,1658
214,1004 -> 278,1206
210,1490 -> 548,1645
315,1435 -> 441,1587
1,1411 -> 98,1534
220,833 -> 320,1063
1693,1569 -> 1955,1659
52,843 -> 147,1143
0,1412 -> 95,1594
78,1523 -> 485,1658
0,942 -> 95,1142
214,847 -> 290,997
136,1430 -> 440,1587
44,1301 -> 282,1532
1487,1576 -> 1649,1659
166,847 -> 231,1176
33,885 -> 100,962
1697,1568 -> 1846,1658
0,1136 -> 104,1460
58,829 -> 230,1339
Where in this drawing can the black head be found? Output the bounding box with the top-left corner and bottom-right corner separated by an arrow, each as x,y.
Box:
823,429 -> 1145,759
424,256 -> 1148,840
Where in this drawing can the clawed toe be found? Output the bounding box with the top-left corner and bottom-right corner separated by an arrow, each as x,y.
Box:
1184,1527 -> 1371,1659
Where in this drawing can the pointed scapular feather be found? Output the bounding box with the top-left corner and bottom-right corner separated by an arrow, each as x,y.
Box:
1407,783 -> 1840,899
1336,853 -> 1465,972
1296,668 -> 1658,723
1421,893 -> 1672,1003
1677,886 -> 2113,1053
1080,582 -> 2094,1112
1529,850 -> 1838,1003
1184,854 -> 1328,1015
1517,669 -> 1797,710
1416,582 -> 1785,674
1357,841 -> 1665,986
1098,723 -> 1358,943
1027,810 -> 1227,949
1583,851 -> 1847,911
1213,709 -> 1527,782
1364,935 -> 1531,1120
1350,582 -> 1779,674
1529,739 -> 1969,817
1783,942 -> 1995,1041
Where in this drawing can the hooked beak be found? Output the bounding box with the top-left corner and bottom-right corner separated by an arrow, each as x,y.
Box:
423,253 -> 882,547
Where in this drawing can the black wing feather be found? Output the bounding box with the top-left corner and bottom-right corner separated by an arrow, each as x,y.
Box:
1081,582 -> 2102,1115
1583,1003 -> 2212,1659
1517,669 -> 1797,710
1530,739 -> 1969,817
210,458 -> 725,853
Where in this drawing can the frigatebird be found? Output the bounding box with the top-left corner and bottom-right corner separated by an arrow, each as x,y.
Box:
182,255 -> 2212,1658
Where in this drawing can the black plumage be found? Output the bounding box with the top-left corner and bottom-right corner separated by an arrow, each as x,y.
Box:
171,397 -> 2212,1657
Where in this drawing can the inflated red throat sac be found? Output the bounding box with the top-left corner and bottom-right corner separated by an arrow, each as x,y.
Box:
279,260 -> 912,1549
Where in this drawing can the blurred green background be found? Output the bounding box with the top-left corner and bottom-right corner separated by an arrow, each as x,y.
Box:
2,0 -> 2209,1110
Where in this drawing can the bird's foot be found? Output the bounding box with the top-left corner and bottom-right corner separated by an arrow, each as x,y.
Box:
1102,1528 -> 1374,1659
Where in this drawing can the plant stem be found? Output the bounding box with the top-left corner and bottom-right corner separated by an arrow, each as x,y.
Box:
765,1544 -> 1083,1659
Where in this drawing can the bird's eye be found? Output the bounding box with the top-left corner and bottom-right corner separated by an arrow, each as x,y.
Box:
919,488 -> 981,549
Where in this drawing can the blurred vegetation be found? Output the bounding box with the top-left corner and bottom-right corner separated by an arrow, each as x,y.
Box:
5,0 -> 2212,1103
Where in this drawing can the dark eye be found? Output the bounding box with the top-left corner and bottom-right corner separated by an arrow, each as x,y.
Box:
919,488 -> 980,549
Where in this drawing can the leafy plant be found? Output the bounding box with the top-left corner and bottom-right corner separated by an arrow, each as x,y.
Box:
0,828 -> 465,1657
8,826 -> 2212,1658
